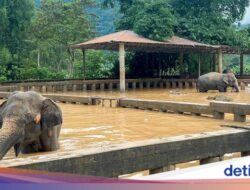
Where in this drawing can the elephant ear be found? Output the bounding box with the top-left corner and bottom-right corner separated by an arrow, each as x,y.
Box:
223,76 -> 229,85
0,101 -> 7,129
41,99 -> 62,131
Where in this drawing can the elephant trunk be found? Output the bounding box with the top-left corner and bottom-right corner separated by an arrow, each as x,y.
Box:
0,120 -> 22,160
233,82 -> 240,92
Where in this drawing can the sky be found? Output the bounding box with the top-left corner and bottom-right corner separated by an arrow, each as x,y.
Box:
241,6 -> 250,24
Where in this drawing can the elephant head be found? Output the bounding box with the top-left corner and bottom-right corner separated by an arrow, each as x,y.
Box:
0,91 -> 62,160
223,73 -> 240,92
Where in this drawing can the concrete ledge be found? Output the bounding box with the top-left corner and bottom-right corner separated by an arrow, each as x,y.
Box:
2,129 -> 250,177
210,101 -> 250,115
119,99 -> 213,115
44,95 -> 92,104
0,92 -> 92,105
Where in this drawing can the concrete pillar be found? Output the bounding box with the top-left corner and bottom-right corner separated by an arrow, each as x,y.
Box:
153,81 -> 158,88
178,81 -> 183,89
200,156 -> 224,165
218,48 -> 223,73
234,114 -> 246,122
41,86 -> 46,93
20,86 -> 24,91
179,51 -> 184,74
240,53 -> 244,76
132,82 -> 136,89
47,86 -> 53,92
100,84 -> 105,91
82,84 -> 87,91
213,54 -> 217,72
73,85 -> 77,92
82,49 -> 86,80
198,54 -> 201,77
139,82 -> 143,89
125,83 -> 129,90
63,85 -> 67,92
172,82 -> 176,89
214,111 -> 225,120
166,82 -> 170,89
52,86 -> 56,93
91,84 -> 96,91
149,165 -> 176,175
108,83 -> 113,91
185,81 -> 189,88
192,82 -> 196,89
31,86 -> 36,91
159,82 -> 164,88
119,43 -> 126,92
146,81 -> 151,89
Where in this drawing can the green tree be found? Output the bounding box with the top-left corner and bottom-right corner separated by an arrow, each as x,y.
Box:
0,0 -> 35,80
32,0 -> 95,78
172,0 -> 250,47
116,0 -> 176,40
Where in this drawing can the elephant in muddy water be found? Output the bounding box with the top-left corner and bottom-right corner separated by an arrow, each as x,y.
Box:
0,91 -> 62,160
197,72 -> 240,93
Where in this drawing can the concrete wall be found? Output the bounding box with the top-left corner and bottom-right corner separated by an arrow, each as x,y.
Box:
119,99 -> 212,115
119,98 -> 250,122
0,78 -> 197,92
2,129 -> 250,177
1,92 -> 250,122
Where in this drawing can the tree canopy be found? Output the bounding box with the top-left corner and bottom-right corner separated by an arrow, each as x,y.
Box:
0,0 -> 250,81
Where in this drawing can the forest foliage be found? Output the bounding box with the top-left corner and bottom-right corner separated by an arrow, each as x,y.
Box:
0,0 -> 250,81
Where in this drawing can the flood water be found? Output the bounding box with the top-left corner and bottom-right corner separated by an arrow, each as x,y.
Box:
49,87 -> 250,104
0,88 -> 250,168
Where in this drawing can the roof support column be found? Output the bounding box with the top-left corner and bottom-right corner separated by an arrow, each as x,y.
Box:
179,51 -> 184,75
218,48 -> 223,73
119,43 -> 126,92
240,53 -> 244,76
213,54 -> 217,72
82,49 -> 86,80
198,53 -> 201,77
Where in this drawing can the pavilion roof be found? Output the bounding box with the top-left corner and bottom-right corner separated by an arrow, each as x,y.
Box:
71,30 -> 241,54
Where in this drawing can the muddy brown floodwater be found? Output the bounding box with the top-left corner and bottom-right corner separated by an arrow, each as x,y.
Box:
0,88 -> 249,171
49,87 -> 250,103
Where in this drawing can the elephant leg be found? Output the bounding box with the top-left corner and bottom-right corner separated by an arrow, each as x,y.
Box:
218,86 -> 226,92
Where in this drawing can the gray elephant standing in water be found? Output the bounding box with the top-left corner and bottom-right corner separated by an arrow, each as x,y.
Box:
0,91 -> 62,160
197,72 -> 240,93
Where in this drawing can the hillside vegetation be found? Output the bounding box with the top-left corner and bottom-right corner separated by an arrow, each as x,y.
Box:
0,0 -> 249,81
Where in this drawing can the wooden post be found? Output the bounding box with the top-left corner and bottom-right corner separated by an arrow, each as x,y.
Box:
198,54 -> 201,77
218,48 -> 223,73
82,49 -> 86,80
119,43 -> 126,92
240,53 -> 244,76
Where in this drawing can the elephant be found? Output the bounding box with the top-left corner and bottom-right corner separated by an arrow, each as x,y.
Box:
197,72 -> 240,93
0,91 -> 62,160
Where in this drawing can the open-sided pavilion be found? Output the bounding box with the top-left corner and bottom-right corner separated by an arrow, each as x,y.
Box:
71,30 -> 244,92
